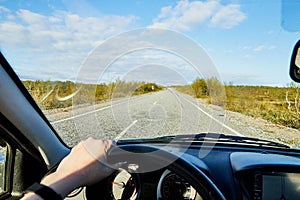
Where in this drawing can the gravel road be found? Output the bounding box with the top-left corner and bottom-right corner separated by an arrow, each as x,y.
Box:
44,88 -> 300,200
44,89 -> 300,148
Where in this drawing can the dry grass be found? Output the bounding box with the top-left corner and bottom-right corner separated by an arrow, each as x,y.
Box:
225,86 -> 300,129
174,82 -> 300,130
23,80 -> 163,110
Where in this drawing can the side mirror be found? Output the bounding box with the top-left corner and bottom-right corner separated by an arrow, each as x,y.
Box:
290,40 -> 300,82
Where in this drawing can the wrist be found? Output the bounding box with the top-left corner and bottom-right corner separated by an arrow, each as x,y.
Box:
40,171 -> 80,198
25,182 -> 62,200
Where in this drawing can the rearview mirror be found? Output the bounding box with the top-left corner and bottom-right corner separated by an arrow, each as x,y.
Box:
290,40 -> 300,82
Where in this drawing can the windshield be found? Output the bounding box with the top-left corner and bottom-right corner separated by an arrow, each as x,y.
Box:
1,0 -> 300,148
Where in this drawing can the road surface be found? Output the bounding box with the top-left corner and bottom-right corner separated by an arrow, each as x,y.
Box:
49,88 -> 243,146
47,89 -> 300,200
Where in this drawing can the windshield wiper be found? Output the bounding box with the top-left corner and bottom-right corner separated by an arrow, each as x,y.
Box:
117,133 -> 290,149
117,135 -> 175,144
193,133 -> 290,149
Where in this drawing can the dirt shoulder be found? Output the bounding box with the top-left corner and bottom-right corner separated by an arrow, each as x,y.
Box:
205,101 -> 300,148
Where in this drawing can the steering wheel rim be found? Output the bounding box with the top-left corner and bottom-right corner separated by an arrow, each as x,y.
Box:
86,144 -> 226,200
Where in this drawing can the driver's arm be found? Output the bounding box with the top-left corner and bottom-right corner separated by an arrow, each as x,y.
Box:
22,138 -> 117,200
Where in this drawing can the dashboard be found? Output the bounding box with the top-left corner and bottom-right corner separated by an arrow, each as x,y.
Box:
85,142 -> 300,200
251,171 -> 300,199
86,163 -> 201,200
231,152 -> 300,200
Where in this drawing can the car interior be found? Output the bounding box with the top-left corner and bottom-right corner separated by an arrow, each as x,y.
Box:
1,1 -> 300,200
1,42 -> 300,199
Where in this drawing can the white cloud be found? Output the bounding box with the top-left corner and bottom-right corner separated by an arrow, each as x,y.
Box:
0,7 -> 138,80
150,0 -> 246,31
0,6 -> 10,13
70,28 -> 220,84
17,9 -> 47,25
252,45 -> 276,52
253,45 -> 265,52
210,4 -> 246,29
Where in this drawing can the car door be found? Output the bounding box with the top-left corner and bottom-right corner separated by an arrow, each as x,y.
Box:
0,52 -> 69,199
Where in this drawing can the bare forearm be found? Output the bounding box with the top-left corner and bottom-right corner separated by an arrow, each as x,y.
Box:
21,138 -> 116,200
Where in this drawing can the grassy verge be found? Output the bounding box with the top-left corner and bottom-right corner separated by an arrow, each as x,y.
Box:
174,78 -> 300,130
225,85 -> 300,129
24,78 -> 300,130
22,80 -> 163,110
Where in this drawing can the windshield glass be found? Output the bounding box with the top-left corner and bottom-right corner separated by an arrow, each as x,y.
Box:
1,0 -> 300,148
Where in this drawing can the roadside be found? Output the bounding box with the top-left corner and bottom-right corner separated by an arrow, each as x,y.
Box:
45,92 -> 300,149
205,100 -> 300,148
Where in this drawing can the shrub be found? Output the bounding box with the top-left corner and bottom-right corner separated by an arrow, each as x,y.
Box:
191,78 -> 208,97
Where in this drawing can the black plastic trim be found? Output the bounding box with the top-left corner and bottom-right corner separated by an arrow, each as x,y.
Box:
0,51 -> 68,148
230,152 -> 300,173
0,113 -> 42,162
290,40 -> 300,82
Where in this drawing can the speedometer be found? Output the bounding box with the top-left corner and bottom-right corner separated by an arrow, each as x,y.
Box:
109,164 -> 140,200
157,169 -> 197,200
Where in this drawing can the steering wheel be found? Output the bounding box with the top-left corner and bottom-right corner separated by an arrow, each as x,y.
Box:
86,144 -> 226,200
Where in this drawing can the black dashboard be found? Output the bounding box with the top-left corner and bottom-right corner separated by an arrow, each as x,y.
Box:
87,165 -> 200,200
231,152 -> 300,200
85,134 -> 300,200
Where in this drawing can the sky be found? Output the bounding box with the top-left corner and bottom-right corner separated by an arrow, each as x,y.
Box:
0,0 -> 300,86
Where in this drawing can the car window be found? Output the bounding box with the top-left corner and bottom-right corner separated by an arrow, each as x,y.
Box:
0,140 -> 7,194
1,0 -> 300,149
0,138 -> 9,194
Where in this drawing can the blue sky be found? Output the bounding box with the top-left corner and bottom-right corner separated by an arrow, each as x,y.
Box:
0,0 -> 300,86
